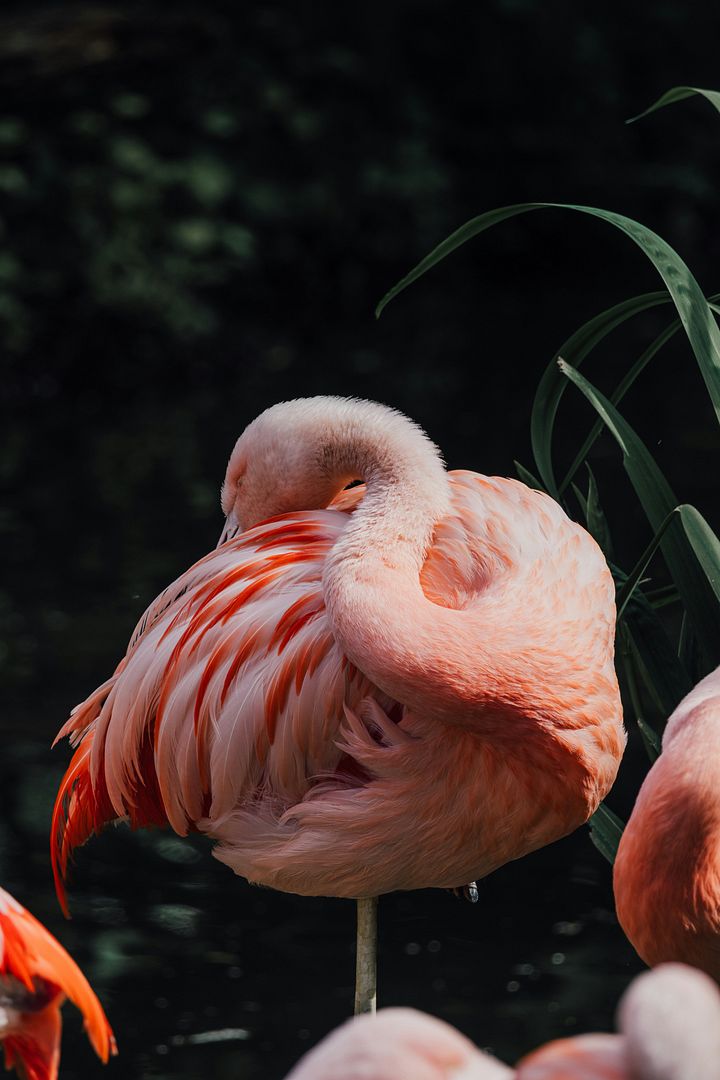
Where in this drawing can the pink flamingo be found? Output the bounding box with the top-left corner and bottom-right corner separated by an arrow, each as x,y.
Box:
285,1007 -> 512,1079
515,963 -> 720,1079
285,964 -> 720,1079
51,397 -> 624,1008
613,664 -> 720,980
0,885 -> 115,1080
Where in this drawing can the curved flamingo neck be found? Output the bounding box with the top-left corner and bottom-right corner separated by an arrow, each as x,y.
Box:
322,416 -> 490,729
318,403 -> 620,818
318,406 -> 463,704
324,429 -> 451,571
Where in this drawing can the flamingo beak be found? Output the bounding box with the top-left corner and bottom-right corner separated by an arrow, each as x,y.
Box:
217,511 -> 241,548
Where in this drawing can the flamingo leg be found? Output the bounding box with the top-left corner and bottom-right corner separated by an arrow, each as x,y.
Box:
354,896 -> 377,1015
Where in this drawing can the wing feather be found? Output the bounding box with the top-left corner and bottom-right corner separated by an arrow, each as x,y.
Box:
52,509 -> 373,887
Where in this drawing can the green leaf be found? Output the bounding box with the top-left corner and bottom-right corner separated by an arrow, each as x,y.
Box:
376,203 -> 720,491
533,291 -> 670,497
619,591 -> 692,719
376,204 -> 543,319
645,583 -> 679,605
559,361 -> 720,670
637,717 -> 662,761
546,295 -> 720,500
616,503 -> 720,621
616,509 -> 679,620
678,504 -> 720,604
561,299 -> 720,494
572,470 -> 614,558
619,621 -> 659,756
572,481 -> 588,520
584,465 -> 614,559
627,86 -> 720,125
513,460 -> 545,491
589,802 -> 625,865
624,627 -> 676,743
678,611 -> 692,669
559,317 -> 681,495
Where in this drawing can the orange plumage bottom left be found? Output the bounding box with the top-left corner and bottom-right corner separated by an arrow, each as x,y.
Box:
0,885 -> 115,1080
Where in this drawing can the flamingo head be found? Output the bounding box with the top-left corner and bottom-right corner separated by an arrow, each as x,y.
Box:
218,396 -> 446,544
219,398 -> 365,537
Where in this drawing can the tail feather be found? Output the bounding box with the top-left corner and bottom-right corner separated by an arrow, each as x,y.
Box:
51,728 -> 166,918
0,886 -> 117,1071
51,733 -> 109,919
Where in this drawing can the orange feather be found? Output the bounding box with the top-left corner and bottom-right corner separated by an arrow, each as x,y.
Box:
0,886 -> 116,1079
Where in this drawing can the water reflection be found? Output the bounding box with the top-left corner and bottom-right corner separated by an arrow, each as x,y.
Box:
0,732 -> 642,1079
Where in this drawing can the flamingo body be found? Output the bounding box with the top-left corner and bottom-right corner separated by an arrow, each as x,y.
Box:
515,1034 -> 625,1079
0,886 -> 115,1080
517,963 -> 720,1078
613,665 -> 720,979
284,1007 -> 512,1080
285,964 -> 720,1079
52,398 -> 624,906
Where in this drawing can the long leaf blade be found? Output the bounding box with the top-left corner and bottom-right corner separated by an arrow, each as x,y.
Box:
559,318 -> 681,495
589,802 -> 625,865
622,621 -> 677,742
627,86 -> 720,125
616,509 -> 678,620
621,595 -> 693,718
559,361 -> 720,669
376,204 -> 545,318
584,465 -> 614,559
532,291 -> 671,497
514,461 -> 545,491
376,203 -> 720,454
678,505 -> 720,604
546,295 -> 720,500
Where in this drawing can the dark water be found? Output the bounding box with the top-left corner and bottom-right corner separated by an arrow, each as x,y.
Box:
0,718 -> 644,1079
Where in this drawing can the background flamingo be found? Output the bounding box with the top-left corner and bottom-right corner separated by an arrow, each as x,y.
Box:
285,1007 -> 512,1079
613,664 -> 720,980
285,963 -> 720,1079
0,885 -> 115,1080
515,962 -> 720,1079
52,396 -> 624,1009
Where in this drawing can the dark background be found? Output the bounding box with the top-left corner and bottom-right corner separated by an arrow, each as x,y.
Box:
1,2 -> 719,1077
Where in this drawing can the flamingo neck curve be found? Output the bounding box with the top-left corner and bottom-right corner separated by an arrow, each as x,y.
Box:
314,401 -> 620,817
319,405 -> 488,725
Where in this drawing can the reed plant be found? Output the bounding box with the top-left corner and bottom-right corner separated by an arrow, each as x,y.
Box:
377,85 -> 720,862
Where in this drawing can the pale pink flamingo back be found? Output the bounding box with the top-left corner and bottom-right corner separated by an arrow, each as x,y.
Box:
618,963 -> 720,1078
613,664 -> 720,979
52,396 -> 623,905
284,964 -> 720,1079
517,962 -> 720,1078
284,1007 -> 512,1080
